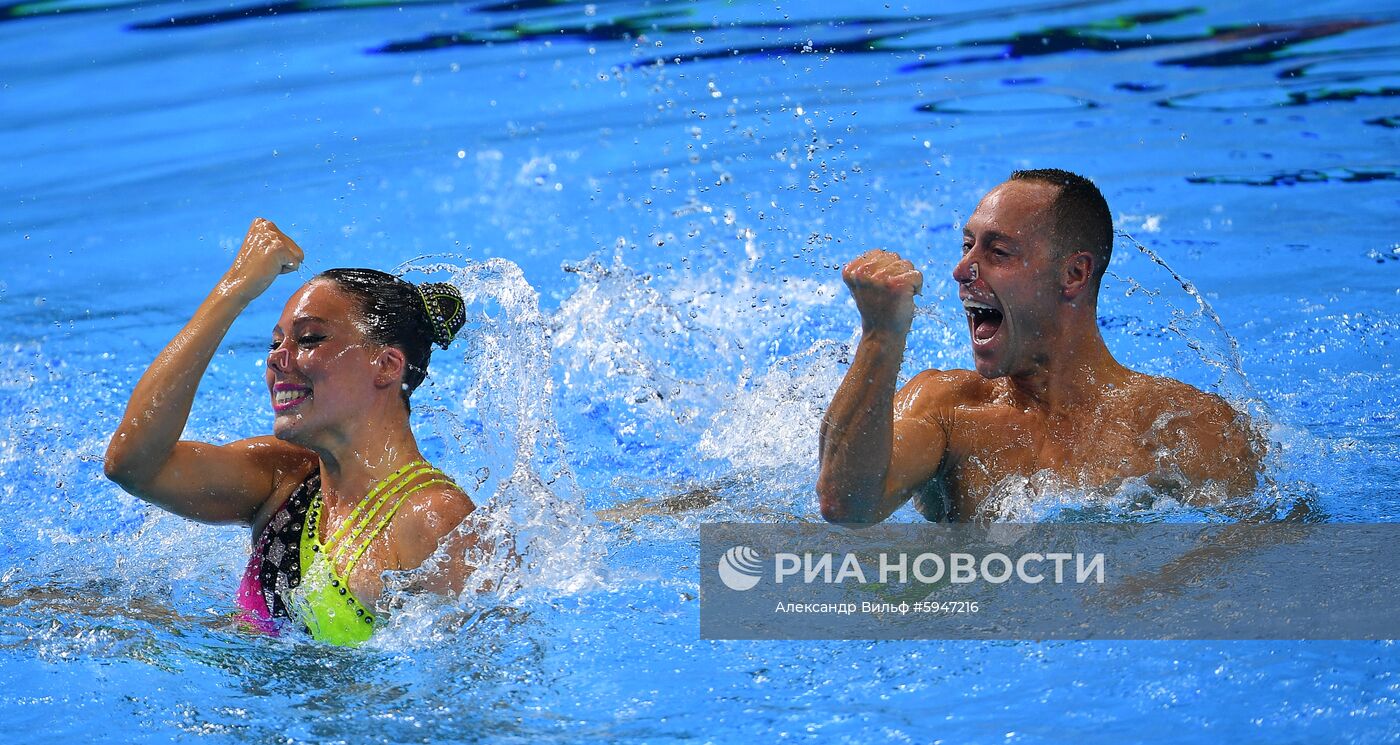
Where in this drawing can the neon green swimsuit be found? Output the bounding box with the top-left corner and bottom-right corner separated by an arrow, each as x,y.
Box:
287,460 -> 455,646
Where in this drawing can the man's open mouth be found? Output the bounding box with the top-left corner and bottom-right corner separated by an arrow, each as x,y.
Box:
964,300 -> 1004,346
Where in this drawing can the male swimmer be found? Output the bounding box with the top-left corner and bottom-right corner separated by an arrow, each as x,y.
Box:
818,169 -> 1260,523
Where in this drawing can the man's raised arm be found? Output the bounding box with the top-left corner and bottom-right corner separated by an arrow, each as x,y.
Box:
817,251 -> 945,524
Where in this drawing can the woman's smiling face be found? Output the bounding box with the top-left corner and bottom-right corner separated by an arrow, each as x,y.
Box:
265,280 -> 383,446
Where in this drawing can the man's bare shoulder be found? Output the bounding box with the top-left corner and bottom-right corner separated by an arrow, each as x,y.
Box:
1122,373 -> 1245,427
1121,372 -> 1261,492
897,369 -> 997,414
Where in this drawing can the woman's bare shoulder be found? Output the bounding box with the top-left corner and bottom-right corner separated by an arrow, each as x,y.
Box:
229,436 -> 318,530
387,479 -> 478,565
227,436 -> 317,482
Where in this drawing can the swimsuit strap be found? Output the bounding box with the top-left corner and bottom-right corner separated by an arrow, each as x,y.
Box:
289,463 -> 455,643
329,463 -> 438,567
323,460 -> 428,551
340,475 -> 456,579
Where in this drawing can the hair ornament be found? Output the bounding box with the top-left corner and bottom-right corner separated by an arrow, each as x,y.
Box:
415,282 -> 465,350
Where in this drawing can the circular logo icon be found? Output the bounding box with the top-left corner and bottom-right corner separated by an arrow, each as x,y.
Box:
718,546 -> 763,591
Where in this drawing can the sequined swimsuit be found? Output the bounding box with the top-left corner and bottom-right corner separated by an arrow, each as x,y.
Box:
236,471 -> 317,633
235,461 -> 454,646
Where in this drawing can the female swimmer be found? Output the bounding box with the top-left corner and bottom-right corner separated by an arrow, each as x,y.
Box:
104,218 -> 477,645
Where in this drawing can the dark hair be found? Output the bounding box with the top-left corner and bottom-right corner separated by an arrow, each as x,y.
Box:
1009,168 -> 1113,284
315,268 -> 466,408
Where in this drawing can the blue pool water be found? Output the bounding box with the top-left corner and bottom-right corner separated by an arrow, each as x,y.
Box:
3,0 -> 1399,741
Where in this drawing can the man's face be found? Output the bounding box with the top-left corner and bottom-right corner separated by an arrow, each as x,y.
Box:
952,180 -> 1064,379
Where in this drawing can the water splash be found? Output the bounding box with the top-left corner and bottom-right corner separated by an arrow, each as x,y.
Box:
551,247 -> 849,487
378,256 -> 605,645
1112,229 -> 1252,395
973,465 -> 1293,523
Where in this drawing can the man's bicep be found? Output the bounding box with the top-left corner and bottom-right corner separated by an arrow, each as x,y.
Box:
883,379 -> 949,501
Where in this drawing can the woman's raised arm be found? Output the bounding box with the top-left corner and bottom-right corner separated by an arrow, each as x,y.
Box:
105,218 -> 309,524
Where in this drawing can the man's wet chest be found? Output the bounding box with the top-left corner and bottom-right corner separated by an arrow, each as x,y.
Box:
933,406 -> 1160,516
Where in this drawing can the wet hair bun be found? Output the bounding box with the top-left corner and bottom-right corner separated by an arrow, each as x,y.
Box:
417,282 -> 466,350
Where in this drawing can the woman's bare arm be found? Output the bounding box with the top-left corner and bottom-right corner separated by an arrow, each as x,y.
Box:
104,218 -> 309,524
